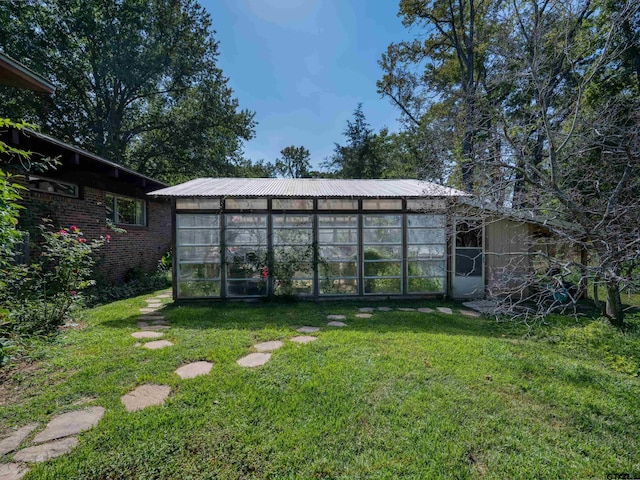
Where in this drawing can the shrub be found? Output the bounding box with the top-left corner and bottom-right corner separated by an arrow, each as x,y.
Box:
1,224 -> 107,334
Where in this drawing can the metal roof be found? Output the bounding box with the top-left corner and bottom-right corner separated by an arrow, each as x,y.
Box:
149,178 -> 468,198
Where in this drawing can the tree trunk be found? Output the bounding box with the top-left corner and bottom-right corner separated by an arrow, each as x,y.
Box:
605,281 -> 624,327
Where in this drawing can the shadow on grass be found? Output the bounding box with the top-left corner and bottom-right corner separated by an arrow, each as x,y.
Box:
93,298 -> 567,341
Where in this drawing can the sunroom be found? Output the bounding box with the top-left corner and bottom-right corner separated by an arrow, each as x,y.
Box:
149,178 -> 510,300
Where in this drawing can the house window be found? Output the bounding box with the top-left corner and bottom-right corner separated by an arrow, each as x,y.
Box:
29,176 -> 78,198
105,193 -> 146,226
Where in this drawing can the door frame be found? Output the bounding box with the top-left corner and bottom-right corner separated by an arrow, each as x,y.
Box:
451,217 -> 485,299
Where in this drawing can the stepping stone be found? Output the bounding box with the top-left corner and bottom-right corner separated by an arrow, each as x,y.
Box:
137,321 -> 149,328
326,314 -> 346,321
358,307 -> 374,313
14,437 -> 78,463
142,340 -> 173,350
0,463 -> 28,479
140,307 -> 161,314
254,341 -> 284,352
462,300 -> 499,314
139,314 -> 164,320
237,353 -> 271,367
33,407 -> 104,444
151,319 -> 169,326
436,307 -> 453,314
145,303 -> 162,309
174,361 -> 212,379
460,309 -> 482,318
0,423 -> 38,456
296,326 -> 320,333
140,325 -> 170,331
133,343 -> 141,347
327,321 -> 347,327
355,313 -> 372,319
417,307 -> 434,313
157,294 -> 172,299
290,336 -> 318,344
131,331 -> 164,339
378,307 -> 392,311
398,308 -> 416,312
121,384 -> 171,412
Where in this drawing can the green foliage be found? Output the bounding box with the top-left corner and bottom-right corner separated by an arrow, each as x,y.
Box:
0,0 -> 256,183
85,273 -> 171,307
274,145 -> 312,178
1,224 -> 106,335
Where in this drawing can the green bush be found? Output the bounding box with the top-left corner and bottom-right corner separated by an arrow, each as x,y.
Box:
1,224 -> 107,334
86,272 -> 171,306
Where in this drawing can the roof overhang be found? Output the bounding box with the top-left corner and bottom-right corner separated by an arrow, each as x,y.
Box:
0,52 -> 55,94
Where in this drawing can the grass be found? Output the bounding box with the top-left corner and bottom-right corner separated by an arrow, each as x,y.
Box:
1,292 -> 639,479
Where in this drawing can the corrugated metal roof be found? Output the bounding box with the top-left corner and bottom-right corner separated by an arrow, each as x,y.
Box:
149,178 -> 468,198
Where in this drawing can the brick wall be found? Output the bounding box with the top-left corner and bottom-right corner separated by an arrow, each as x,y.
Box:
20,183 -> 171,284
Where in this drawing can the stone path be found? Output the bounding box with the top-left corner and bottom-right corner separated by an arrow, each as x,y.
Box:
353,304 -> 484,317
175,362 -> 213,379
237,352 -> 271,367
355,313 -> 372,319
0,462 -> 28,480
327,321 -> 347,327
131,331 -> 164,339
326,314 -> 346,321
13,437 -> 78,463
121,384 -> 171,412
254,341 -> 284,352
143,340 -> 173,350
290,335 -> 317,344
33,407 -> 104,444
0,424 -> 38,456
296,326 -> 320,333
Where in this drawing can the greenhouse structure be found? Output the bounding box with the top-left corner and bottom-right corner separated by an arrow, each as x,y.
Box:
150,178 -> 531,300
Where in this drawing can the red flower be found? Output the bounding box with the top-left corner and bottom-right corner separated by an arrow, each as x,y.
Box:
78,237 -> 87,243
105,234 -> 111,241
58,230 -> 68,235
261,267 -> 268,278
70,290 -> 77,297
69,225 -> 78,233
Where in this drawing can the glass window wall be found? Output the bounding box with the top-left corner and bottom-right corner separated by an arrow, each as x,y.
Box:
363,215 -> 403,294
225,214 -> 268,296
176,214 -> 221,297
407,214 -> 446,292
272,214 -> 314,295
318,214 -> 358,295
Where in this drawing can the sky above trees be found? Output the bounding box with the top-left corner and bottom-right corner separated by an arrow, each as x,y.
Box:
208,0 -> 411,169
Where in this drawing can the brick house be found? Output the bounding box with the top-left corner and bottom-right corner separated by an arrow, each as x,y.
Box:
3,128 -> 171,284
1,51 -> 171,283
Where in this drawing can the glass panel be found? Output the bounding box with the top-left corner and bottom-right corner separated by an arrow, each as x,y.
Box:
105,194 -> 115,222
407,214 -> 446,228
178,281 -> 220,298
176,198 -> 220,210
456,220 -> 483,247
364,261 -> 401,277
272,214 -> 312,227
455,248 -> 483,277
179,263 -> 221,280
178,246 -> 221,262
363,246 -> 402,260
407,260 -> 446,277
273,229 -> 312,245
225,198 -> 268,210
275,279 -> 313,295
319,246 -> 357,261
225,229 -> 267,245
362,199 -> 402,210
225,214 -> 267,228
226,279 -> 267,296
318,229 -> 358,245
408,245 -> 446,258
363,229 -> 402,244
178,229 -> 219,246
408,229 -> 446,245
406,199 -> 447,211
29,176 -> 78,198
272,199 -> 313,210
363,215 -> 402,227
116,197 -> 136,224
320,278 -> 358,295
318,215 -> 358,227
177,214 -> 219,228
320,262 -> 357,277
408,278 -> 444,293
364,278 -> 401,294
318,199 -> 358,210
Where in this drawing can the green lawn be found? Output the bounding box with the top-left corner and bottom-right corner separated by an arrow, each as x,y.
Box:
1,292 -> 639,479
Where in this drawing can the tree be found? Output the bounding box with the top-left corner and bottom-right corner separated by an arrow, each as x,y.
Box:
378,0 -> 503,191
274,145 -> 311,178
0,0 -> 255,183
382,0 -> 640,326
324,104 -> 386,178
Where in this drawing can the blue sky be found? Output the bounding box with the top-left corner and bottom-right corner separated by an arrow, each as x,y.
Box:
202,0 -> 412,170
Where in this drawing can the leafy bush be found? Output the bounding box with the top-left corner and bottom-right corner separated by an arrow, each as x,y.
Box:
86,272 -> 171,306
1,224 -> 107,334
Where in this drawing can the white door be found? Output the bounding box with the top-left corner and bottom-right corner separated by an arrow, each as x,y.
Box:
452,219 -> 484,298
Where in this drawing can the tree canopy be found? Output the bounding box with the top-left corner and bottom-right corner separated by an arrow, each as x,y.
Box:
274,145 -> 311,178
0,0 -> 255,184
